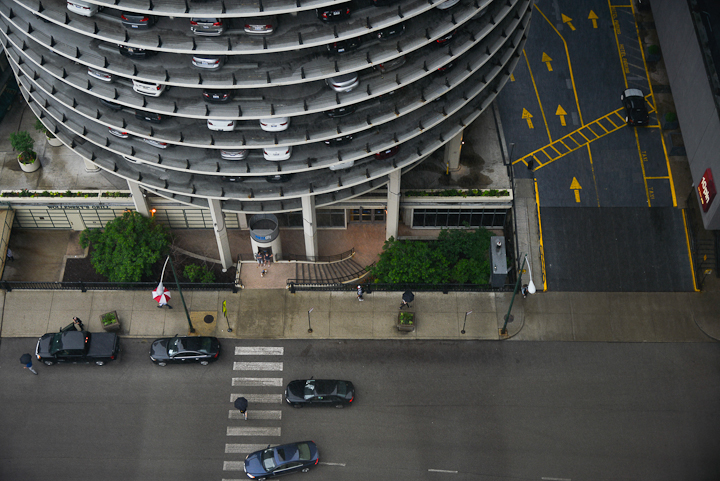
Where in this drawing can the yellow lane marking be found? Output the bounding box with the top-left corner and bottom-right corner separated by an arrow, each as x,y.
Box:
523,49 -> 552,142
682,209 -> 700,292
561,13 -> 576,31
634,128 -> 651,207
570,177 -> 582,202
589,10 -> 599,28
609,3 -> 628,88
586,145 -> 601,206
522,108 -> 534,129
534,178 -> 548,291
542,52 -> 553,71
646,176 -> 670,180
555,105 -> 567,126
510,72 -> 515,81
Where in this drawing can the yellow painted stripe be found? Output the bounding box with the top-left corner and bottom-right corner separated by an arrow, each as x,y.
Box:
633,127 -> 651,207
645,176 -> 670,180
681,209 -> 700,292
534,178 -> 548,291
587,144 -> 601,206
523,49 -> 552,143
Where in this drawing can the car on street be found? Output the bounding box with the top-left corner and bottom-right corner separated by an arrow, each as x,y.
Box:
208,119 -> 236,131
285,379 -> 355,407
326,72 -> 359,93
121,12 -> 156,29
244,16 -> 278,35
317,3 -> 352,21
132,79 -> 166,97
244,441 -> 319,480
621,88 -> 649,126
192,54 -> 225,69
190,17 -> 225,36
88,67 -> 113,82
150,336 -> 220,366
263,146 -> 292,161
36,324 -> 120,366
260,117 -> 290,132
221,149 -> 249,160
203,89 -> 234,103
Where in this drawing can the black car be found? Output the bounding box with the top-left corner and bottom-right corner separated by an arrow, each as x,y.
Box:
324,134 -> 353,146
203,89 -> 234,103
436,29 -> 456,46
327,37 -> 362,54
244,441 -> 319,480
149,336 -> 220,366
317,2 -> 352,21
377,22 -> 405,40
135,110 -> 163,123
265,174 -> 293,183
325,104 -> 356,118
118,44 -> 154,59
285,379 -> 355,408
621,88 -> 649,126
121,12 -> 156,30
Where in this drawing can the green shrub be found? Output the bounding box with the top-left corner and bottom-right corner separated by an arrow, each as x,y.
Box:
664,112 -> 677,123
79,211 -> 170,282
101,312 -> 117,326
9,131 -> 36,163
184,264 -> 216,283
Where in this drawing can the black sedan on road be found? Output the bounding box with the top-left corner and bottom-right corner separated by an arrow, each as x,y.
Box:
150,336 -> 220,366
621,88 -> 649,126
244,441 -> 319,480
285,379 -> 354,408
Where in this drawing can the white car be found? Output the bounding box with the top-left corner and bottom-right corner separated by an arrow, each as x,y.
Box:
132,79 -> 165,97
142,138 -> 169,149
88,67 -> 113,82
221,149 -> 249,160
259,117 -> 290,132
263,146 -> 292,161
207,119 -> 235,131
67,0 -> 100,17
329,159 -> 355,170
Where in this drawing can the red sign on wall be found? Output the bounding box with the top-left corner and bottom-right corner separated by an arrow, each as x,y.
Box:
698,168 -> 717,213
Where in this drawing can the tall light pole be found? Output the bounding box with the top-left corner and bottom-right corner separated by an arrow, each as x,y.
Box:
166,255 -> 194,333
500,254 -> 526,337
525,254 -> 536,294
461,311 -> 472,334
307,308 -> 314,334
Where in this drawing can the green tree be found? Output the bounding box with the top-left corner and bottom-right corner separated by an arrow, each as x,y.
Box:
184,264 -> 216,283
9,131 -> 36,163
79,211 -> 170,282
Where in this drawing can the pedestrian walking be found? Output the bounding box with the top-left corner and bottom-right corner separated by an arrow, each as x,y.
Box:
400,290 -> 414,309
356,285 -> 364,301
157,298 -> 173,309
72,316 -> 84,331
20,353 -> 37,375
234,396 -> 248,420
521,284 -> 529,299
6,247 -> 13,261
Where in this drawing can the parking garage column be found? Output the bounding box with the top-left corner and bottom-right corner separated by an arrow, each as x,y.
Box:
301,195 -> 318,261
127,180 -> 151,217
443,131 -> 463,170
209,199 -> 233,272
386,169 -> 401,240
237,213 -> 248,229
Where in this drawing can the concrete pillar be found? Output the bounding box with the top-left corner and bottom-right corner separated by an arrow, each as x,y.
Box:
127,180 -> 150,217
237,212 -> 248,229
443,130 -> 464,171
386,169 -> 401,240
209,199 -> 233,271
84,158 -> 100,172
301,195 -> 318,260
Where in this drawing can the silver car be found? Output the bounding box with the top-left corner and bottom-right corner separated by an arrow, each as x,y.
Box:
190,18 -> 225,36
192,55 -> 225,69
88,67 -> 113,82
243,16 -> 277,35
221,149 -> 249,160
326,72 -> 359,93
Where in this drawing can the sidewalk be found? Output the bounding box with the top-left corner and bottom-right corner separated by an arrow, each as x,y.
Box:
0,287 -> 717,342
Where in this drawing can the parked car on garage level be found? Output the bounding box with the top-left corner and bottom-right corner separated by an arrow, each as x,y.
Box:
87,67 -> 113,82
375,56 -> 406,74
324,134 -> 353,146
119,45 -> 154,59
207,119 -> 235,131
221,149 -> 249,160
317,3 -> 352,21
325,104 -> 356,117
192,54 -> 225,69
108,127 -> 129,138
260,117 -> 290,132
244,16 -> 277,35
377,22 -> 405,40
326,72 -> 359,93
66,0 -> 100,17
375,145 -> 399,159
121,12 -> 156,29
190,17 -> 225,36
263,146 -> 292,161
135,110 -> 163,123
132,79 -> 166,97
327,37 -> 361,54
142,138 -> 169,149
203,89 -> 233,103
150,336 -> 220,366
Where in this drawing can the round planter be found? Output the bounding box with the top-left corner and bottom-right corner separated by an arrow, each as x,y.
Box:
46,134 -> 62,147
18,154 -> 40,173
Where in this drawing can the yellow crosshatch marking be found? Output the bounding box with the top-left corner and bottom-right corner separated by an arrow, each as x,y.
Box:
514,95 -> 656,171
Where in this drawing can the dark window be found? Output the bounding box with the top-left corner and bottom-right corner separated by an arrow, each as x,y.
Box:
412,209 -> 507,228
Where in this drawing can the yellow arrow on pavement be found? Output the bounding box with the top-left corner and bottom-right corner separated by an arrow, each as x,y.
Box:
562,13 -> 576,31
570,177 -> 582,202
510,72 -> 515,81
555,105 -> 568,126
522,108 -> 534,129
588,10 -> 598,28
541,52 -> 553,71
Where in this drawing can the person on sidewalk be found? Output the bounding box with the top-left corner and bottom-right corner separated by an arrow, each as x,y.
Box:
521,284 -> 529,299
234,396 -> 248,420
357,285 -> 364,301
256,251 -> 264,268
157,299 -> 173,309
20,353 -> 37,375
6,248 -> 13,261
263,251 -> 273,266
72,317 -> 84,331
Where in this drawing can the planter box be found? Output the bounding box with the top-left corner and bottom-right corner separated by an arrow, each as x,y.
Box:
397,312 -> 415,332
18,154 -> 40,173
101,311 -> 121,332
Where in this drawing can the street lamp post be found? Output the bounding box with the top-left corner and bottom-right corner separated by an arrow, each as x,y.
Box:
307,308 -> 314,334
525,254 -> 536,294
500,254 -> 526,337
461,311 -> 472,334
167,255 -> 194,333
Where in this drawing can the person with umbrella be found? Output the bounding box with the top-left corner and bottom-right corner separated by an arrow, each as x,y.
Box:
153,282 -> 173,309
234,396 -> 249,420
400,290 -> 414,310
20,353 -> 37,375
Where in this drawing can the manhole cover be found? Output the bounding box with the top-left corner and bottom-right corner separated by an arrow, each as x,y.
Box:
204,315 -> 214,324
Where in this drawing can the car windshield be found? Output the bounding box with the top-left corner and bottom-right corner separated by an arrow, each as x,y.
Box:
261,448 -> 277,470
167,337 -> 212,356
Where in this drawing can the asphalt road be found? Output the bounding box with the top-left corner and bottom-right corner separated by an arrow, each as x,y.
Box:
1,338 -> 719,481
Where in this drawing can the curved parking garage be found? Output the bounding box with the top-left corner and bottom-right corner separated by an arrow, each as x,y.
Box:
0,0 -> 532,265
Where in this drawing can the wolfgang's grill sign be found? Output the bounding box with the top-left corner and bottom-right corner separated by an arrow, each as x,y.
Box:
698,168 -> 717,213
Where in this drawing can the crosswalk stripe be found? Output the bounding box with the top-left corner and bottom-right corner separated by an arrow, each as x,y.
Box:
223,461 -> 246,471
232,377 -> 283,387
230,393 -> 283,403
229,410 -> 282,420
233,361 -> 283,371
235,346 -> 284,356
225,443 -> 268,454
227,426 -> 281,436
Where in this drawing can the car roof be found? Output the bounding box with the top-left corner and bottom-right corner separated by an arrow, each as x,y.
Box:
624,88 -> 644,98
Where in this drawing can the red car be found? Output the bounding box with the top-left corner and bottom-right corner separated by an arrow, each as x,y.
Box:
374,146 -> 399,159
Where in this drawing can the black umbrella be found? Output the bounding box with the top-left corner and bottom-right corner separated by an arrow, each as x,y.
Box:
234,397 -> 248,412
19,353 -> 31,364
402,290 -> 414,303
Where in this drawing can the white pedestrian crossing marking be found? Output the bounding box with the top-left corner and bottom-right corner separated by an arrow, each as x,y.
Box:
233,361 -> 283,371
232,377 -> 283,387
229,410 -> 282,420
225,444 -> 269,454
223,461 -> 246,471
227,426 -> 281,436
235,346 -> 284,355
230,393 -> 283,404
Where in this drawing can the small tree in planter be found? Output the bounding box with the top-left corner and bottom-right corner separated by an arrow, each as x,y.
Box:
10,131 -> 40,172
101,311 -> 120,332
397,311 -> 416,332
